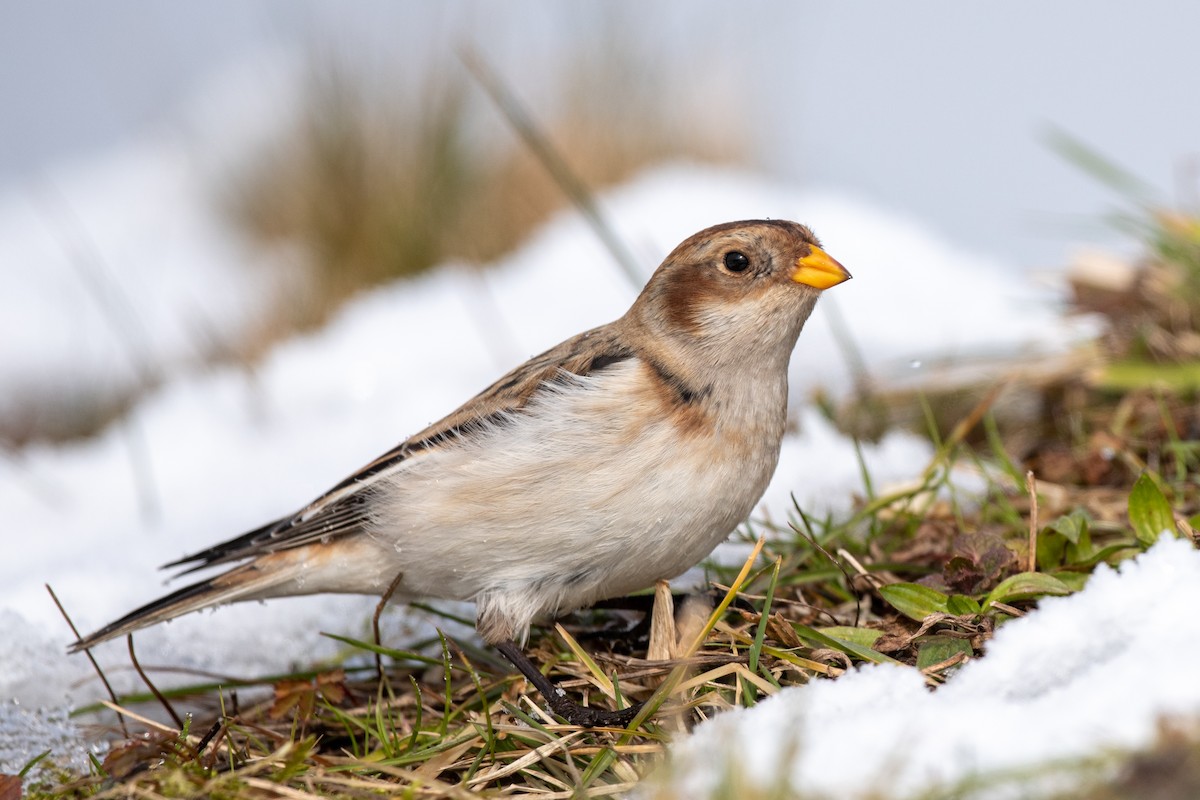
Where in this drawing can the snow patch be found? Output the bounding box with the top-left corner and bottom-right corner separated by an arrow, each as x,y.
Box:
653,538 -> 1200,799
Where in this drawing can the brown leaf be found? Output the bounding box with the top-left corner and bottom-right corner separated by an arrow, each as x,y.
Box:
943,556 -> 984,595
270,670 -> 353,720
736,609 -> 805,649
0,774 -> 20,800
809,648 -> 852,670
889,518 -> 957,569
316,669 -> 352,705
873,634 -> 910,654
270,679 -> 318,721
766,612 -> 805,649
942,531 -> 1016,594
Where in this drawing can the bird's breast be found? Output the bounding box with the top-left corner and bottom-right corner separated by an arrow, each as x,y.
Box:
366,358 -> 788,606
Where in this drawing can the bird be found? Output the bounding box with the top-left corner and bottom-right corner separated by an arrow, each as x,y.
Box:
71,219 -> 851,727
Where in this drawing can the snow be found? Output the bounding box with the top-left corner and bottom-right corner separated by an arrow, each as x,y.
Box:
0,74 -> 1140,794
0,50 -> 300,431
651,537 -> 1200,799
0,141 -> 296,426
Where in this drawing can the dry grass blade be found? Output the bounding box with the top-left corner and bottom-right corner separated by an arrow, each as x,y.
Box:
1026,470 -> 1040,572
240,777 -> 325,800
554,624 -> 617,699
466,730 -> 584,788
414,735 -> 481,780
686,537 -> 767,657
97,701 -> 178,736
673,663 -> 778,697
46,583 -> 129,738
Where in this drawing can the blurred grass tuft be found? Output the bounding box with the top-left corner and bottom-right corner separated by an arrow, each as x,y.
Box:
1051,130 -> 1200,366
226,45 -> 748,333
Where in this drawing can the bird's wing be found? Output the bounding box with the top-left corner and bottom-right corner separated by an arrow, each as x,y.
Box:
165,325 -> 635,574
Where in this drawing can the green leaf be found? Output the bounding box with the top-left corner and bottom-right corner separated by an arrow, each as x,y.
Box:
1039,509 -> 1095,569
1128,472 -> 1175,545
984,572 -> 1072,608
1074,542 -> 1141,570
1066,523 -> 1094,563
915,636 -> 973,671
1036,526 -> 1068,571
879,583 -> 950,621
1047,509 -> 1089,545
19,749 -> 52,779
822,635 -> 896,665
818,626 -> 883,647
1052,571 -> 1091,592
1097,360 -> 1200,391
947,594 -> 982,615
791,623 -> 899,664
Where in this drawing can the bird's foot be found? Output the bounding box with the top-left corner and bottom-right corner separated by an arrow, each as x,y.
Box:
543,689 -> 643,728
496,640 -> 643,728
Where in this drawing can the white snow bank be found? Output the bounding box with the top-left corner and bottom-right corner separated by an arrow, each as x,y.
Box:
0,51 -> 301,431
652,537 -> 1200,799
0,146 -> 300,436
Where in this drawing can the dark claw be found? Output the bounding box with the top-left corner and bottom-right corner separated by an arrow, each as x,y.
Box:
495,640 -> 644,728
546,693 -> 644,728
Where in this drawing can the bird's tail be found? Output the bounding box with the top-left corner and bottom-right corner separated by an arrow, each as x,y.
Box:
69,561 -> 291,653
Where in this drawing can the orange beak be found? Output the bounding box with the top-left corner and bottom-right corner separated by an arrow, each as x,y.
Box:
792,246 -> 852,290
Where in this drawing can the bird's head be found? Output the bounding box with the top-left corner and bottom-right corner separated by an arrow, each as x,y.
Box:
629,219 -> 851,368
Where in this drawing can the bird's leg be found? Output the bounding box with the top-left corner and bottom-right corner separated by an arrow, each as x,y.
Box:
495,640 -> 643,728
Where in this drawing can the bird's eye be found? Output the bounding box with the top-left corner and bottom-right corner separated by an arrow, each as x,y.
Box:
723,251 -> 750,273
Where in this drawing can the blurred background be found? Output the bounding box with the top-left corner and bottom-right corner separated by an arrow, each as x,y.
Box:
2,0 -> 1198,447
7,1 -> 1200,783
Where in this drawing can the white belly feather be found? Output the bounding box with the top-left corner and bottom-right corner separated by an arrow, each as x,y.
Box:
366,359 -> 787,642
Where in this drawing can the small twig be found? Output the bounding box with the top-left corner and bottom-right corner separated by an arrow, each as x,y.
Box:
920,650 -> 970,675
459,45 -> 644,288
97,700 -> 176,735
835,548 -> 882,589
127,635 -> 185,730
1026,470 -> 1039,573
46,584 -> 128,738
195,719 -> 223,754
373,571 -> 406,682
1176,512 -> 1198,544
990,601 -> 1026,617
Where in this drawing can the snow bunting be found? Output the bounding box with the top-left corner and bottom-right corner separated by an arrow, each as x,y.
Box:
72,219 -> 850,726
